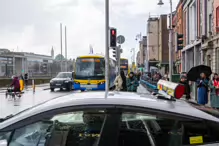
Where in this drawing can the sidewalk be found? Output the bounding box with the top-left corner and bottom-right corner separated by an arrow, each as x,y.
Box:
0,83 -> 49,91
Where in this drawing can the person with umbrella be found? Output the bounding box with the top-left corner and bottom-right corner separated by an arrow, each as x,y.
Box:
209,73 -> 219,109
196,73 -> 209,105
187,65 -> 212,105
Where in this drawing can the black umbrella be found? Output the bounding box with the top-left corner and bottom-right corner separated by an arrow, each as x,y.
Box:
187,65 -> 212,81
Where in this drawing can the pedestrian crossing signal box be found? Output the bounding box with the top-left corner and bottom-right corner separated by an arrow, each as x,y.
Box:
112,47 -> 117,58
177,33 -> 184,50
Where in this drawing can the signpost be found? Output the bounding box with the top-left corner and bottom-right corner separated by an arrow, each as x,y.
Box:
116,35 -> 125,75
117,35 -> 125,44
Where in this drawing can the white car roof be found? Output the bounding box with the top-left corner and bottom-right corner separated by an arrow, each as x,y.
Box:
1,91 -> 219,129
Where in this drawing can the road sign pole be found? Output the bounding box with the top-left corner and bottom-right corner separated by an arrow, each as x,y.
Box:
105,0 -> 109,98
118,45 -> 121,75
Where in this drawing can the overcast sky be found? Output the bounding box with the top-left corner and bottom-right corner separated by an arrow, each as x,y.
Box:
0,0 -> 178,60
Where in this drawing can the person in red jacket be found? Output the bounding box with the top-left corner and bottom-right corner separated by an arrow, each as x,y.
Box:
10,76 -> 21,97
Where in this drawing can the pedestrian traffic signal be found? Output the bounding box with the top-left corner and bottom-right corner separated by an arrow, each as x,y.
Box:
110,28 -> 117,48
177,33 -> 183,50
112,47 -> 117,59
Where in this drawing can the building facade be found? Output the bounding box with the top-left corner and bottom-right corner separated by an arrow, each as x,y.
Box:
139,36 -> 147,66
199,0 -> 219,74
173,0 -> 184,73
0,48 -> 74,78
146,15 -> 169,74
177,0 -> 219,99
147,16 -> 159,63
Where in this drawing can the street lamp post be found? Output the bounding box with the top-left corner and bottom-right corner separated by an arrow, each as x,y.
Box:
60,23 -> 63,72
105,0 -> 109,98
158,0 -> 173,81
130,48 -> 135,71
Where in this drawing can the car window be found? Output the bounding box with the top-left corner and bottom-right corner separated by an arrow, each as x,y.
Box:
118,112 -> 219,146
119,112 -> 182,146
0,132 -> 11,142
56,73 -> 72,78
5,110 -> 107,146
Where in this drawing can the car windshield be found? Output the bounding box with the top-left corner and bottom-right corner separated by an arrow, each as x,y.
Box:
56,73 -> 72,78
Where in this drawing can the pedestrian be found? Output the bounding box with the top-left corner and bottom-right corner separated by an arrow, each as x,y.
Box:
136,72 -> 141,81
209,73 -> 219,109
196,72 -> 209,105
126,72 -> 139,92
179,75 -> 191,100
19,74 -> 24,91
24,73 -> 28,88
114,70 -> 127,91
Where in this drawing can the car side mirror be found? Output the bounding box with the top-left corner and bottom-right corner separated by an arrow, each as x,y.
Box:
0,140 -> 7,146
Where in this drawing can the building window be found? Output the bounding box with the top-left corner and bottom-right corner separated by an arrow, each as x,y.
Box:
209,14 -> 212,34
216,6 -> 219,33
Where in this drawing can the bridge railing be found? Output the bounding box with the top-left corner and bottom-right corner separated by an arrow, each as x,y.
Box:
140,76 -> 158,92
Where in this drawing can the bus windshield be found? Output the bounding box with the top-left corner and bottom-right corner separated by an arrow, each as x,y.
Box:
120,59 -> 128,74
75,58 -> 105,79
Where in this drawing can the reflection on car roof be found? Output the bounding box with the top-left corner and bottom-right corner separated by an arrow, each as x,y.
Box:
1,91 -> 219,129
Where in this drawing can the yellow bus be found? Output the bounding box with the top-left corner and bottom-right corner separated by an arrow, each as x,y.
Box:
120,58 -> 129,75
74,54 -> 116,91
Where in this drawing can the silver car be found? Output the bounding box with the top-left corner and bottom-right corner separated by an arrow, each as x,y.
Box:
1,92 -> 219,146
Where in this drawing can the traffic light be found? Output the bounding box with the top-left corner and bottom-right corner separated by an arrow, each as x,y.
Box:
177,33 -> 183,50
110,28 -> 117,48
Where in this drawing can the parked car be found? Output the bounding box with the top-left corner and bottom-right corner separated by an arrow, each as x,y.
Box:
50,72 -> 74,91
1,92 -> 219,146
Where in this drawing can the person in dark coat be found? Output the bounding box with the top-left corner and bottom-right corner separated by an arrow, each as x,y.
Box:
179,75 -> 191,100
24,73 -> 28,87
11,76 -> 21,93
126,72 -> 139,92
196,73 -> 209,105
120,70 -> 127,91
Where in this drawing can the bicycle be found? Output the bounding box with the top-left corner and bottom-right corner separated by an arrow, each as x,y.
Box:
5,86 -> 23,101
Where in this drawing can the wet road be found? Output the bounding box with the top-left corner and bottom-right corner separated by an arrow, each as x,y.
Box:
0,86 -> 74,118
0,84 -> 149,118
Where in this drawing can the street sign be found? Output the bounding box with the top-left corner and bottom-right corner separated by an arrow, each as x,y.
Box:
117,35 -> 125,44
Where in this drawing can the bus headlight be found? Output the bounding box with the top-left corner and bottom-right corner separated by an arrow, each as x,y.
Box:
99,81 -> 105,84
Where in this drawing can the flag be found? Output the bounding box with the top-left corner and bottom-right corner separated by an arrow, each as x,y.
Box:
89,45 -> 93,54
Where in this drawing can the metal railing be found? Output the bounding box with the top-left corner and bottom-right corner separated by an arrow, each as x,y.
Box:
140,76 -> 158,92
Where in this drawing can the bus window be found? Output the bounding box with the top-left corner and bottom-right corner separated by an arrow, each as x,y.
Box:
75,58 -> 105,79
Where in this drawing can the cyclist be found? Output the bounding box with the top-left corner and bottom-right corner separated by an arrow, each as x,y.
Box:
24,73 -> 28,89
10,76 -> 21,97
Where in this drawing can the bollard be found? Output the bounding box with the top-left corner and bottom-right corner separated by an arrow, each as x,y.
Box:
32,79 -> 35,93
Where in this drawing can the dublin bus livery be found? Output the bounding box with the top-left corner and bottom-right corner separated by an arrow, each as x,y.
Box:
74,54 -> 116,91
